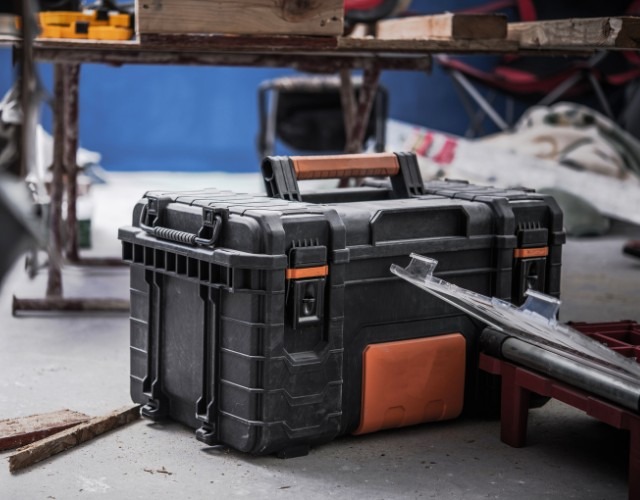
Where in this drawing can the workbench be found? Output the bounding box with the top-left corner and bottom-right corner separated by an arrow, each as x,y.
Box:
2,14 -> 639,311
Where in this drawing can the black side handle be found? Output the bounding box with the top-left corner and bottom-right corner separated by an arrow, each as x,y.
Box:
139,197 -> 224,248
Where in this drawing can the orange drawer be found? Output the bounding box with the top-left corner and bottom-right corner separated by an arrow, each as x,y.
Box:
354,333 -> 466,435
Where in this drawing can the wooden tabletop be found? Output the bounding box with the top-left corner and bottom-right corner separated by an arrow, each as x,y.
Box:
0,34 -> 439,71
0,31 -> 521,55
0,32 -> 524,71
2,15 -> 637,69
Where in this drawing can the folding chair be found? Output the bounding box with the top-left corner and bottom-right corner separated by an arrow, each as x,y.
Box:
344,0 -> 412,24
257,75 -> 388,158
437,0 -> 640,136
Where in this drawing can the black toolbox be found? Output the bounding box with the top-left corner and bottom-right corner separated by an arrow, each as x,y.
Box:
118,152 -> 564,456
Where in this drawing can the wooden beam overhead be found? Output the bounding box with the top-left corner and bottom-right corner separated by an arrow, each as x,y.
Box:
508,16 -> 640,49
376,13 -> 508,41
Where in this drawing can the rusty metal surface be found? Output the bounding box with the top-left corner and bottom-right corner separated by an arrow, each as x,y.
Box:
12,297 -> 130,314
45,64 -> 65,299
67,258 -> 127,267
346,65 -> 381,154
64,64 -> 81,263
31,47 -> 432,72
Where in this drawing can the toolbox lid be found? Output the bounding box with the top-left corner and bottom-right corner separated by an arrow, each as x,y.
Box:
391,254 -> 640,382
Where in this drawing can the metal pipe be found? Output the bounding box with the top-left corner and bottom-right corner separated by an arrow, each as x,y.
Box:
13,297 -> 130,314
481,329 -> 640,413
46,63 -> 66,298
64,64 -> 81,262
450,70 -> 509,131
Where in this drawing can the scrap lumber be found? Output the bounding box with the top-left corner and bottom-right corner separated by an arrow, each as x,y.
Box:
136,0 -> 344,36
507,16 -> 640,50
8,405 -> 140,473
0,409 -> 90,451
376,13 -> 508,41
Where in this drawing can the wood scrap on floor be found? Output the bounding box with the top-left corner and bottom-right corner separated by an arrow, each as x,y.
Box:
8,405 -> 140,473
0,409 -> 90,452
376,13 -> 507,41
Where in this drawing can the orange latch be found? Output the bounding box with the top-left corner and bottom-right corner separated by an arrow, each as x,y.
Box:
285,266 -> 329,280
514,247 -> 549,259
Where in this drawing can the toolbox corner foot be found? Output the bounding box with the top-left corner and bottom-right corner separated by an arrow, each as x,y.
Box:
276,445 -> 310,459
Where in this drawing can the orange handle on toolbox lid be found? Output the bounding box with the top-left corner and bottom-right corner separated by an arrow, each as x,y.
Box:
262,152 -> 423,201
290,153 -> 400,180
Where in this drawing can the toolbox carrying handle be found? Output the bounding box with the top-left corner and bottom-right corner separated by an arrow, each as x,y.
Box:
139,198 -> 224,247
262,152 -> 425,201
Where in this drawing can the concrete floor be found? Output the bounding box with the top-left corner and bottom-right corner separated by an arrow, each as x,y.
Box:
1,172 -> 639,500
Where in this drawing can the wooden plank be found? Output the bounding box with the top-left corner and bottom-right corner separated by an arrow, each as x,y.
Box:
338,36 -> 519,54
508,16 -> 640,50
8,405 -> 140,473
137,0 -> 344,37
137,33 -> 338,51
376,14 -> 507,41
31,48 -> 432,72
0,410 -> 90,452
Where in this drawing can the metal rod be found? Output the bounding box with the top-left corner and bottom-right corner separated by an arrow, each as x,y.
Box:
451,70 -> 509,131
338,64 -> 381,187
339,68 -> 356,148
449,71 -> 485,137
19,0 -> 38,180
482,329 -> 640,413
505,95 -> 515,127
45,64 -> 66,298
262,89 -> 279,158
64,64 -> 81,262
538,70 -> 584,106
588,71 -> 615,119
65,257 -> 127,267
13,297 -> 130,314
350,64 -> 381,153
341,63 -> 381,155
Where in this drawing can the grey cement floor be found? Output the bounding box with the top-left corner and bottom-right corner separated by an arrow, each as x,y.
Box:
1,173 -> 639,500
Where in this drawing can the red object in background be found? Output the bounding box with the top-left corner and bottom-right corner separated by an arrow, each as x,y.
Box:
344,0 -> 411,23
571,321 -> 640,361
345,0 -> 385,9
344,0 -> 385,11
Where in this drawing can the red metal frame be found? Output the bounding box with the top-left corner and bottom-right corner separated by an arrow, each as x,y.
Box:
479,320 -> 640,500
345,0 -> 384,10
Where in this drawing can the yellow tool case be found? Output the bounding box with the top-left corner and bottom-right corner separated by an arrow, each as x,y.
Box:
38,10 -> 133,40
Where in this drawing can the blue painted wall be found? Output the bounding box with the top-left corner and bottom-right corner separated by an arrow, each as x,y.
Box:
0,0 -> 506,172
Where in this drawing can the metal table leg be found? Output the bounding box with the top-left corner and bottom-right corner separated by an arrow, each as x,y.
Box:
64,63 -> 80,263
338,63 -> 381,187
45,63 -> 66,299
13,63 -> 129,314
340,63 -> 381,155
62,63 -> 124,268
